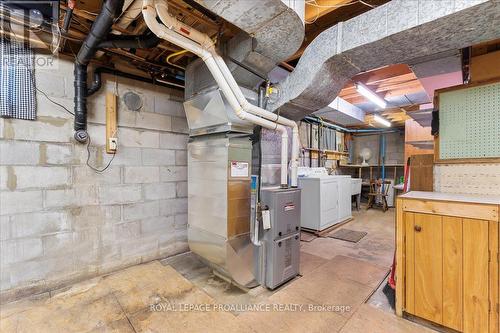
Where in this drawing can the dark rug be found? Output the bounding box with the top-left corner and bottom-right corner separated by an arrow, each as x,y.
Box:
329,228 -> 367,243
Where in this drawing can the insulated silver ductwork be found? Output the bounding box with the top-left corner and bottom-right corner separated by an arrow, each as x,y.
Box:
142,0 -> 302,288
268,0 -> 500,120
185,0 -> 305,98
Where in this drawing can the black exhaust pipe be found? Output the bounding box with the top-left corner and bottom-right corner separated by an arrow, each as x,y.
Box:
85,31 -> 161,98
97,30 -> 160,49
73,0 -> 124,143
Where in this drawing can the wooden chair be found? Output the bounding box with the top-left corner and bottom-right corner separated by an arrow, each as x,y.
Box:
367,179 -> 391,212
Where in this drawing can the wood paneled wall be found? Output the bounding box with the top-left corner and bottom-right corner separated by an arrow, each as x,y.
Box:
404,118 -> 434,162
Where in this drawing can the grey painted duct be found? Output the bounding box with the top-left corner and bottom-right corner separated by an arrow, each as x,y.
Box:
185,0 -> 304,98
195,0 -> 304,61
268,0 -> 500,120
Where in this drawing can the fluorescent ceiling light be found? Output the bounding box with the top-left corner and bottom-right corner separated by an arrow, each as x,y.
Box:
373,114 -> 391,127
356,82 -> 387,109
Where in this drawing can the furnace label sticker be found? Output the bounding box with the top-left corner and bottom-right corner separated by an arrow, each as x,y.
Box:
230,161 -> 249,177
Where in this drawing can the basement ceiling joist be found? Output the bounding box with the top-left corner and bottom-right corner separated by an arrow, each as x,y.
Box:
288,0 -> 390,62
304,0 -> 354,23
339,64 -> 427,106
57,0 -> 229,77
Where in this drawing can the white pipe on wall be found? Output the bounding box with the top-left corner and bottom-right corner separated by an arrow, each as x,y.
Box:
150,0 -> 300,187
142,0 -> 290,186
116,0 -> 143,30
211,56 -> 300,187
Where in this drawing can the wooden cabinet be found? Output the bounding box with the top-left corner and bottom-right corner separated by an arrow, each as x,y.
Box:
396,192 -> 499,333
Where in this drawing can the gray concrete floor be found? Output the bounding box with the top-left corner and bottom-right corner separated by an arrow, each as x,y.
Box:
0,206 -> 435,332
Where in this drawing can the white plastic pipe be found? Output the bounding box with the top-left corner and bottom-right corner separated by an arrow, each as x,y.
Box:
212,55 -> 300,187
154,1 -> 214,50
150,0 -> 300,187
116,0 -> 143,30
142,0 -> 290,186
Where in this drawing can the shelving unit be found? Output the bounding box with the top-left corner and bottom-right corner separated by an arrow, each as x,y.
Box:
339,163 -> 404,180
304,147 -> 349,161
299,118 -> 348,166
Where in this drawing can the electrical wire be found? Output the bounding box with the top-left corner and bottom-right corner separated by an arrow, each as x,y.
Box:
37,86 -> 116,173
36,87 -> 74,115
6,7 -> 114,172
86,136 -> 116,173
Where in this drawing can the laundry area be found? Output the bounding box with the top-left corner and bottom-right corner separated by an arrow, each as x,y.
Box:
0,1 -> 499,332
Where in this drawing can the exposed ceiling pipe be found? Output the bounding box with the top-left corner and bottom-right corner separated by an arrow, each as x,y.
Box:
74,0 -> 125,143
115,0 -> 143,30
97,29 -> 160,48
143,0 -> 300,188
155,0 -> 300,188
62,0 -> 75,33
210,44 -> 300,189
86,67 -> 184,98
303,116 -> 399,134
72,0 -> 167,143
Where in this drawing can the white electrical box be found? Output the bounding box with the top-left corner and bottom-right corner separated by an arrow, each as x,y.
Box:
262,210 -> 271,230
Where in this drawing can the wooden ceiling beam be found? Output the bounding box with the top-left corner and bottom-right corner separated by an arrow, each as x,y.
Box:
338,64 -> 427,109
168,0 -> 219,31
340,80 -> 424,100
287,0 -> 390,61
61,4 -> 135,35
305,0 -> 354,23
346,64 -> 413,85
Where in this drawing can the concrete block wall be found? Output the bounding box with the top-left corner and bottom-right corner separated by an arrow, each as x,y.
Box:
0,57 -> 189,302
352,132 -> 405,165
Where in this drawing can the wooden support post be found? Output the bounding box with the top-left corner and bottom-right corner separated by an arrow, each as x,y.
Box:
106,92 -> 117,154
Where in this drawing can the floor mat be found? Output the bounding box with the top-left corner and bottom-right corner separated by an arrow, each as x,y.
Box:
300,231 -> 317,242
329,229 -> 367,243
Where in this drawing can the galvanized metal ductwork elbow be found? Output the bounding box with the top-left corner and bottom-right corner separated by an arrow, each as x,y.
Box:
73,0 -> 125,143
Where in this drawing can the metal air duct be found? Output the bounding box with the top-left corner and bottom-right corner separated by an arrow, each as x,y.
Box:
268,0 -> 500,120
73,0 -> 125,143
185,0 -> 305,98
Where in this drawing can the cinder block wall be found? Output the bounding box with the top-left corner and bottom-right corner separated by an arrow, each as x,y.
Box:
352,132 -> 405,165
0,57 -> 189,302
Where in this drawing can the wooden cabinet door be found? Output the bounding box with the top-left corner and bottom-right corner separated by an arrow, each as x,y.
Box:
442,216 -> 463,331
463,219 -> 490,333
414,213 -> 443,324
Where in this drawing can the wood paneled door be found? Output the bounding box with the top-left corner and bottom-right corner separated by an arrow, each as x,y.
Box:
400,206 -> 498,333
